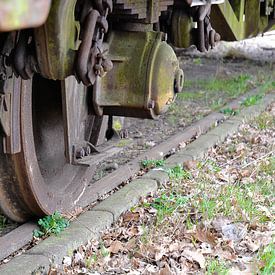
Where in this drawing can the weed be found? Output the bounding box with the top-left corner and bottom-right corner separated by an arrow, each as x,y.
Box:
255,112 -> 275,130
113,119 -> 122,131
116,139 -> 131,148
220,107 -> 239,116
100,243 -> 110,258
151,192 -> 189,222
198,196 -> 217,220
242,94 -> 263,107
193,58 -> 202,65
259,157 -> 275,177
178,74 -> 251,109
206,258 -> 229,275
0,215 -> 7,229
141,159 -> 165,169
167,165 -> 192,180
85,254 -> 97,268
33,211 -> 69,238
257,242 -> 275,275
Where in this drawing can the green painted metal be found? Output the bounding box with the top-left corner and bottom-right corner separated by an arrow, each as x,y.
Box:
0,0 -> 51,31
212,0 -> 274,41
94,31 -> 182,119
171,9 -> 194,48
34,0 -> 79,80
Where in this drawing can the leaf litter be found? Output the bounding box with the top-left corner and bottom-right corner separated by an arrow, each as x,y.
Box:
52,105 -> 274,274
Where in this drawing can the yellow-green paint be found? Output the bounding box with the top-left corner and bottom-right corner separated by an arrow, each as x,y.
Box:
0,0 -> 51,31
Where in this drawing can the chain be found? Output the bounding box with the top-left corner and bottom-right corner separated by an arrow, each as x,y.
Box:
75,0 -> 113,86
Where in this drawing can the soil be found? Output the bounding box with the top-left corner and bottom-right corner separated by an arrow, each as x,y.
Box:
91,56 -> 274,182
1,35 -> 274,238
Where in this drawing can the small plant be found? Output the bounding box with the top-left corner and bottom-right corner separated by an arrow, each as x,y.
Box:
167,165 -> 192,180
255,112 -> 274,130
0,215 -> 7,229
207,258 -> 229,275
242,94 -> 263,107
141,159 -> 165,169
100,242 -> 110,258
220,107 -> 239,116
257,242 -> 275,275
193,58 -> 202,65
113,119 -> 122,132
33,211 -> 69,238
151,192 -> 189,222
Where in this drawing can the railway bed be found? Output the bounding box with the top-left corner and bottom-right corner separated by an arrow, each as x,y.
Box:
0,86 -> 274,272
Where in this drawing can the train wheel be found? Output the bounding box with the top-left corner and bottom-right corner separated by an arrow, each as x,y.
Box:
0,75 -> 102,222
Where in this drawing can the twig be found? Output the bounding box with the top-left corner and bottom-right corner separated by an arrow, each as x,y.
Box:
241,150 -> 274,169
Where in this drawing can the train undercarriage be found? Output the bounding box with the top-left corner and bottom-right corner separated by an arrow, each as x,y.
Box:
0,0 -> 274,222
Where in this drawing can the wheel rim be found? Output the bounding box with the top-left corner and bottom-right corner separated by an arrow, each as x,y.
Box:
0,75 -> 97,222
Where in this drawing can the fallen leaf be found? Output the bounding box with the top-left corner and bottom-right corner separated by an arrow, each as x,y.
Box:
239,169 -> 251,178
194,228 -> 217,246
182,249 -> 205,268
212,217 -> 232,231
125,238 -> 137,251
221,223 -> 247,241
108,240 -> 124,254
183,160 -> 197,170
123,211 -> 140,222
160,263 -> 173,275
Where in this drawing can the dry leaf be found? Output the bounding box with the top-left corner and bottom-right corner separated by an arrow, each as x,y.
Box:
123,211 -> 140,222
239,169 -> 251,178
160,263 -> 173,275
182,249 -> 205,268
125,238 -> 137,251
194,228 -> 217,246
108,240 -> 124,254
183,160 -> 197,170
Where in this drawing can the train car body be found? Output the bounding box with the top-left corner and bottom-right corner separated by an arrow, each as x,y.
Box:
0,0 -> 274,222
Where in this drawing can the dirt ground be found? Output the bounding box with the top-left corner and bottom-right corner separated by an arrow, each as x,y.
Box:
92,55 -> 274,182
1,33 -> 275,238
59,105 -> 275,275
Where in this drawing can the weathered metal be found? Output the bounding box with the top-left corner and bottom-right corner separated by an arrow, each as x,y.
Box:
75,0 -> 113,86
0,0 -> 51,31
211,0 -> 274,41
0,75 -> 111,222
34,0 -> 79,79
1,0 -> 275,223
93,31 -> 183,119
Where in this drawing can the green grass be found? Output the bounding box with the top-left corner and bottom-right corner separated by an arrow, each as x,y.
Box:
33,211 -> 69,238
166,165 -> 192,180
255,112 -> 275,130
181,74 -> 251,101
257,243 -> 275,275
149,192 -> 189,223
206,259 -> 229,275
242,94 -> 263,107
193,58 -> 202,65
141,159 -> 165,169
220,107 -> 240,116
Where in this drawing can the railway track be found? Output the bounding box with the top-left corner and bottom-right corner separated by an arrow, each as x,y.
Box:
0,87 -> 274,269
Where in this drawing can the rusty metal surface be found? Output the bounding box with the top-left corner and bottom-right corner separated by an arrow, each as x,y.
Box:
0,75 -> 109,222
0,0 -> 51,31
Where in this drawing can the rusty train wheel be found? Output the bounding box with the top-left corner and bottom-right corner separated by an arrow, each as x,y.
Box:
0,75 -> 99,222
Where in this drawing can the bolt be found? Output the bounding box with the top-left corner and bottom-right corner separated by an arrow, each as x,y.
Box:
214,32 -> 221,42
102,59 -> 113,72
84,146 -> 91,156
174,69 -> 184,93
76,148 -> 85,159
147,99 -> 155,109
